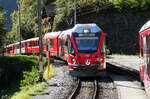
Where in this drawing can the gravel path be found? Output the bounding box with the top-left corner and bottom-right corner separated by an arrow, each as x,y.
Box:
34,66 -> 76,99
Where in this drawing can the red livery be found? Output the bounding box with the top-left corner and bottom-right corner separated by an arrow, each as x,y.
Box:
139,20 -> 150,97
2,24 -> 107,76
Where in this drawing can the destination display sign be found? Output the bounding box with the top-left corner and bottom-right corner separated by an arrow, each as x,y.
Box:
78,33 -> 96,37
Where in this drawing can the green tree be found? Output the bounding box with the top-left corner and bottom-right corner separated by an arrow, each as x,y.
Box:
0,6 -> 6,48
8,0 -> 45,42
7,10 -> 18,43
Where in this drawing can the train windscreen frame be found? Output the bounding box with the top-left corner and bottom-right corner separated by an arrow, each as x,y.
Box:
73,32 -> 101,53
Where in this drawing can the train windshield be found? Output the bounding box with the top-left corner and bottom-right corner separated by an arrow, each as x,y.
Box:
75,36 -> 100,53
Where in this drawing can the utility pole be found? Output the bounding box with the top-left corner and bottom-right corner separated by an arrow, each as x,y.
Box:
74,0 -> 77,26
38,0 -> 43,82
18,3 -> 21,54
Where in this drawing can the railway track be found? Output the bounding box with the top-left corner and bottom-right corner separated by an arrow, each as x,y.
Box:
68,78 -> 98,99
107,62 -> 140,81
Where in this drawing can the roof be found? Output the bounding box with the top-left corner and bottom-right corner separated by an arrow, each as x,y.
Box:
44,31 -> 61,39
139,20 -> 150,33
72,24 -> 102,33
23,37 -> 39,42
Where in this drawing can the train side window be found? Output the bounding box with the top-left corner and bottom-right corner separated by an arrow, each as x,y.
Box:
67,38 -> 75,55
29,42 -> 32,47
15,44 -> 19,49
100,38 -> 105,55
140,37 -> 143,57
43,39 -> 47,45
65,40 -> 68,49
50,39 -> 54,47
21,43 -> 25,48
36,41 -> 38,46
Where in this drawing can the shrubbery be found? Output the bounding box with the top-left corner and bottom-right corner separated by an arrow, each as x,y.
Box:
0,55 -> 39,98
20,66 -> 39,90
52,0 -> 150,31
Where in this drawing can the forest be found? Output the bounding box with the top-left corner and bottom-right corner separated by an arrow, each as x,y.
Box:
0,0 -> 150,50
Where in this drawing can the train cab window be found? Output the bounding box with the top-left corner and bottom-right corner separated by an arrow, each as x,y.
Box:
67,38 -> 75,56
50,39 -> 54,47
146,33 -> 150,77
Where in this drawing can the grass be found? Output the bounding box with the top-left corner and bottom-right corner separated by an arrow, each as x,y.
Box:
11,82 -> 48,99
43,64 -> 56,82
10,60 -> 56,99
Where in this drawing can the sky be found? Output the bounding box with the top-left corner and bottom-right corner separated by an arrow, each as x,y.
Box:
0,0 -> 17,31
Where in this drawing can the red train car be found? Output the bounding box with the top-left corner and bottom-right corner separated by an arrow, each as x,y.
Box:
139,20 -> 150,97
4,44 -> 14,56
2,24 -> 107,76
2,37 -> 39,55
24,37 -> 39,54
43,32 -> 61,56
43,24 -> 107,76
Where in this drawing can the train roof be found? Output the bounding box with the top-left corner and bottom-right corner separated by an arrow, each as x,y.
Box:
6,43 -> 14,47
139,20 -> 150,33
72,24 -> 102,33
44,31 -> 61,39
24,37 -> 39,42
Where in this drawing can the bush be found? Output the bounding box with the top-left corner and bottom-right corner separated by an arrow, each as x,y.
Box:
0,55 -> 39,97
20,66 -> 39,90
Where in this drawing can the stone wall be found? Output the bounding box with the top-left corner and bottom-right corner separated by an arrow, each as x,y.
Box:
57,10 -> 150,54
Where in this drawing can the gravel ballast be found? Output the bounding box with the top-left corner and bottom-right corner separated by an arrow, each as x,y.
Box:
34,66 -> 76,99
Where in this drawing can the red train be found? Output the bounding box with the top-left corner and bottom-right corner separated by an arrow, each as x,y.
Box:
2,37 -> 39,56
2,24 -> 107,76
139,20 -> 150,97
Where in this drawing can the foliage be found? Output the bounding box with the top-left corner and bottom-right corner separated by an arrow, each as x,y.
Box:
10,60 -> 56,99
20,66 -> 39,90
0,55 -> 39,97
8,0 -> 45,42
113,0 -> 150,10
7,11 -> 18,43
43,64 -> 56,82
0,55 -> 38,71
0,6 -> 6,48
11,82 -> 47,99
52,0 -> 150,31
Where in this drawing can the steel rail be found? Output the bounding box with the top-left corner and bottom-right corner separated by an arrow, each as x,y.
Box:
107,62 -> 139,80
90,80 -> 98,99
68,78 -> 81,99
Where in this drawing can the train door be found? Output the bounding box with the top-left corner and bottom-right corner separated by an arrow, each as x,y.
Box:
143,35 -> 149,94
145,33 -> 150,94
65,38 -> 75,69
140,35 -> 144,81
143,37 -> 147,80
59,34 -> 65,58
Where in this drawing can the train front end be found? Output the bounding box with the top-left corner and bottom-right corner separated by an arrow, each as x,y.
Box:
68,24 -> 107,76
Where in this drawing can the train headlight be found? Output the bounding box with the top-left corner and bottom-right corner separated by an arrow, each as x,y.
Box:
99,58 -> 103,61
72,59 -> 76,64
